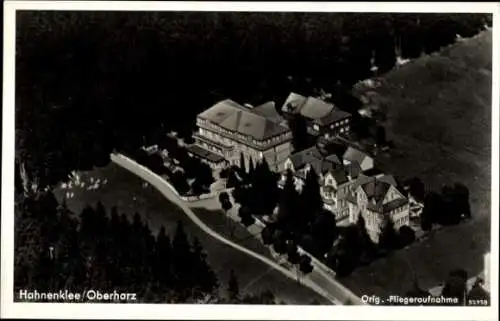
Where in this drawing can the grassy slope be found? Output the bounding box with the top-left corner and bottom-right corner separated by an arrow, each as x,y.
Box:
343,30 -> 492,297
54,163 -> 329,305
191,208 -> 275,261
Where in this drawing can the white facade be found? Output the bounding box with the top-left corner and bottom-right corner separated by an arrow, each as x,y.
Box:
348,184 -> 410,243
195,120 -> 293,172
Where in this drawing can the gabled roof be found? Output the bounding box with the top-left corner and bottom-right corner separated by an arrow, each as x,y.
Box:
361,179 -> 392,204
282,93 -> 352,126
351,174 -> 374,191
282,92 -> 307,113
288,146 -> 323,169
382,198 -> 409,213
317,139 -> 348,157
343,147 -> 372,165
252,101 -> 285,124
352,175 -> 408,213
198,99 -> 289,141
310,159 -> 338,176
312,108 -> 352,126
377,174 -> 398,187
325,154 -> 341,165
345,162 -> 362,179
288,146 -> 341,175
300,97 -> 334,120
326,168 -> 349,185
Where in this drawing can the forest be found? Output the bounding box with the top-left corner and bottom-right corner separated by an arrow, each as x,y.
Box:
15,12 -> 492,189
13,187 -> 277,304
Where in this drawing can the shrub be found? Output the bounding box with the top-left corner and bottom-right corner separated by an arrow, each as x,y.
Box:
399,225 -> 416,247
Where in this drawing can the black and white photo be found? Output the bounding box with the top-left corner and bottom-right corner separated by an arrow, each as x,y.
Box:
2,2 -> 498,320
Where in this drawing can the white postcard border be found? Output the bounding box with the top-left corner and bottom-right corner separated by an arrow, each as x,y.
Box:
2,2 -> 499,320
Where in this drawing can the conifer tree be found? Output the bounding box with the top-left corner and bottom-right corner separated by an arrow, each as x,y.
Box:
117,213 -> 133,286
172,220 -> 194,293
299,167 -> 323,225
228,270 -> 240,301
239,152 -> 246,174
94,201 -> 109,243
356,213 -> 376,260
378,216 -> 399,252
155,225 -> 172,291
108,206 -> 121,254
192,237 -> 218,295
277,169 -> 299,229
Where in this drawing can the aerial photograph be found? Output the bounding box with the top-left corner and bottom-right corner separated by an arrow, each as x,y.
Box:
12,10 -> 492,306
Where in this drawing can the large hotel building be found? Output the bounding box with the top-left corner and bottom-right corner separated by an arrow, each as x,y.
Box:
188,99 -> 293,172
187,93 -> 353,173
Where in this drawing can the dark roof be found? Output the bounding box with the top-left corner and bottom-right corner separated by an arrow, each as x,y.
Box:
313,108 -> 352,126
327,168 -> 349,185
351,174 -> 374,191
282,93 -> 352,126
382,197 -> 409,213
343,147 -> 372,164
252,101 -> 285,124
288,146 -> 341,174
317,139 -> 348,157
288,146 -> 323,169
198,99 -> 289,141
325,154 -> 341,164
310,159 -> 338,176
345,162 -> 362,179
377,174 -> 398,187
299,97 -> 334,119
186,145 -> 225,163
362,167 -> 384,177
361,179 -> 392,204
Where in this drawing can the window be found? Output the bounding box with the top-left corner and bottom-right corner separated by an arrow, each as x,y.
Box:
313,124 -> 320,131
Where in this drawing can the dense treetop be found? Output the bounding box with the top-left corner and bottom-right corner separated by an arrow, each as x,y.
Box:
15,12 -> 490,187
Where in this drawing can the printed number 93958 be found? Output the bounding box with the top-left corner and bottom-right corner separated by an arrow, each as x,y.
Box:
468,299 -> 489,306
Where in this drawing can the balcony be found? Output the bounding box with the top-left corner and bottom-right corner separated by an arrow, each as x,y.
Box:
193,132 -> 234,151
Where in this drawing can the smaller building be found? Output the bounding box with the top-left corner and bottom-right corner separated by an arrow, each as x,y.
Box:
343,146 -> 374,172
281,146 -> 342,191
282,92 -> 352,138
186,144 -> 228,169
346,175 -> 410,243
281,145 -> 363,223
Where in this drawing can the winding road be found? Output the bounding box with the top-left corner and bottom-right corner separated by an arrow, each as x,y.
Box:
111,153 -> 363,305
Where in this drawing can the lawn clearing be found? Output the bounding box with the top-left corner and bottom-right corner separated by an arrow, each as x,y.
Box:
53,162 -> 329,305
345,30 -> 492,296
191,207 -> 275,261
